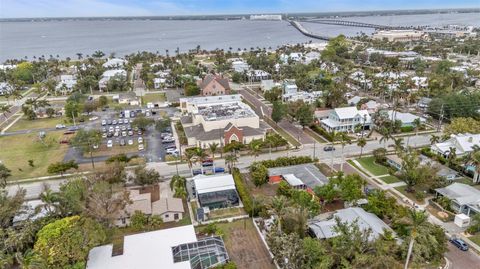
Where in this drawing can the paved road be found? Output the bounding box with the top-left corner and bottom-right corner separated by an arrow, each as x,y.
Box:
445,244 -> 480,269
237,86 -> 315,144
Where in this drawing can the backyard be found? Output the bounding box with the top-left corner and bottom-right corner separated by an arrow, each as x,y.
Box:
0,130 -> 69,179
142,92 -> 166,104
207,207 -> 247,220
198,220 -> 275,269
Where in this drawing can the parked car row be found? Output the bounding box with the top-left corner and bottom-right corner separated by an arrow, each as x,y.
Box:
106,136 -> 144,151
102,118 -> 134,126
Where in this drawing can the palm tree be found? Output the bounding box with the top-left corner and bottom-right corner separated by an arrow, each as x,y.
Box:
404,209 -> 428,269
225,154 -> 238,173
194,147 -> 208,174
39,187 -> 59,215
357,137 -> 367,158
170,175 -> 187,198
269,196 -> 289,232
339,133 -> 352,172
390,137 -> 405,155
412,118 -> 422,147
249,139 -> 263,162
0,104 -> 11,120
429,134 -> 440,145
379,128 -> 391,149
208,142 -> 219,164
471,151 -> 480,184
184,150 -> 195,176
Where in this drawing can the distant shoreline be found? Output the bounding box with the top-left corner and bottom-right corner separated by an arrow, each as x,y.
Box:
1,8 -> 479,22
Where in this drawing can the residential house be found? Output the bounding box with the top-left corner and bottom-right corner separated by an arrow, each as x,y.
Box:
347,96 -> 363,106
55,75 -> 77,95
435,183 -> 480,216
247,70 -> 271,82
231,60 -> 250,73
386,155 -> 459,180
280,52 -> 303,64
189,174 -> 240,210
115,187 -> 184,227
303,51 -> 321,64
320,107 -> 372,132
417,97 -> 432,109
0,82 -> 13,96
102,58 -> 127,69
360,100 -> 380,114
308,207 -> 395,240
431,133 -> 480,157
383,110 -> 426,127
198,74 -> 231,96
282,79 -> 298,95
282,91 -> 322,104
154,78 -> 166,89
314,109 -> 333,123
268,163 -> 329,190
114,92 -> 140,106
87,225 -> 229,269
98,69 -> 127,91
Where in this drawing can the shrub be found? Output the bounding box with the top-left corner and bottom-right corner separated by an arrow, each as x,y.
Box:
420,147 -> 434,158
372,148 -> 387,164
232,169 -> 254,215
256,156 -> 314,168
310,125 -> 332,141
415,191 -> 426,201
400,126 -> 414,133
250,163 -> 268,186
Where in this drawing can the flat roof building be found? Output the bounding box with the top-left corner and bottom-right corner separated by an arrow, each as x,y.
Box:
268,163 -> 329,189
373,30 -> 427,42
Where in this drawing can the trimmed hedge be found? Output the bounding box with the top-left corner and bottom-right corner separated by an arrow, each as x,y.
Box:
400,126 -> 414,133
310,125 -> 333,142
232,169 -> 254,215
256,156 -> 315,168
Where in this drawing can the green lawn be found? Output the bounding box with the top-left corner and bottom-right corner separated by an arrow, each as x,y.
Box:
356,157 -> 389,176
379,175 -> 402,184
208,207 -> 246,220
0,131 -> 69,179
470,233 -> 480,247
142,92 -> 166,104
394,185 -> 430,203
7,117 -> 69,132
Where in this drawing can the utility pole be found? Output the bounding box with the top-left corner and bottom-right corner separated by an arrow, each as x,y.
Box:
313,141 -> 316,159
437,104 -> 444,132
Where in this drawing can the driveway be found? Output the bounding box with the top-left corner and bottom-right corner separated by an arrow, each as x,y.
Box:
445,243 -> 480,269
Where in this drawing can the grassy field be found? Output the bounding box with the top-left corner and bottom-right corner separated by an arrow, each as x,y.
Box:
379,175 -> 402,184
470,233 -> 480,247
7,117 -> 69,132
0,131 -> 69,179
356,157 -> 389,176
197,220 -> 275,269
142,92 -> 166,104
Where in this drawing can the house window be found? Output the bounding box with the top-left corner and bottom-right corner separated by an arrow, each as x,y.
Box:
165,214 -> 169,218
174,213 -> 179,220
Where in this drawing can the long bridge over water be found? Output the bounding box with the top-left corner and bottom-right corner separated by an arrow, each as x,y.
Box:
289,19 -> 417,41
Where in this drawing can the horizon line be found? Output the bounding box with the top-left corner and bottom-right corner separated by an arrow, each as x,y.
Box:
1,7 -> 479,20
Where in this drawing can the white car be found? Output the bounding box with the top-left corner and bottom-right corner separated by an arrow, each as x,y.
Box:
107,140 -> 113,148
166,148 -> 178,155
138,137 -> 143,144
128,139 -> 134,145
55,124 -> 66,129
138,144 -> 144,151
93,144 -> 99,149
118,119 -> 124,124
102,133 -> 107,138
101,120 -> 107,126
122,131 -> 127,137
114,132 -> 119,137
89,116 -> 99,121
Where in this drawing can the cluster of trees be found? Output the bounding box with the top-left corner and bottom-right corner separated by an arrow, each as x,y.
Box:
314,172 -> 366,205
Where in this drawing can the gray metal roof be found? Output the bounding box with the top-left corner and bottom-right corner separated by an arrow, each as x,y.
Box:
268,163 -> 329,188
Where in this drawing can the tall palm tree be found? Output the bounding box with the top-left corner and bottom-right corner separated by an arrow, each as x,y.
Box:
412,118 -> 422,147
225,154 -> 238,173
39,187 -> 59,215
379,128 -> 392,149
0,104 -> 11,120
357,137 -> 367,158
194,147 -> 208,174
249,139 -> 263,162
269,196 -> 289,232
404,209 -> 428,269
184,150 -> 195,176
339,133 -> 352,172
390,137 -> 405,155
429,134 -> 440,145
471,151 -> 480,184
208,142 -> 219,164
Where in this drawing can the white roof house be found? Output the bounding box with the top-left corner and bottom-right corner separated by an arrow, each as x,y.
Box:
282,91 -> 322,104
0,82 -> 14,95
412,76 -> 428,88
282,174 -> 305,188
260,79 -> 280,92
435,183 -> 480,216
99,69 -> 127,90
431,133 -> 480,157
308,207 -> 394,240
193,174 -> 236,195
102,58 -> 127,68
385,110 -> 426,127
87,225 -> 229,269
348,96 -> 363,106
320,107 -> 372,132
231,60 -> 250,73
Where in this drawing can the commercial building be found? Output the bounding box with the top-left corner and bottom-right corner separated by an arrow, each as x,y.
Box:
320,107 -> 372,133
87,225 -> 229,269
308,207 -> 395,240
180,95 -> 269,147
373,30 -> 427,42
191,174 -> 240,210
435,183 -> 480,216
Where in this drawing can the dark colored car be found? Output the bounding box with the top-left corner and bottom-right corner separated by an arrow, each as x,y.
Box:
449,238 -> 469,251
214,167 -> 225,173
323,146 -> 336,151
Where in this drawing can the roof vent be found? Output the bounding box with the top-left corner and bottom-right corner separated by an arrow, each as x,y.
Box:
468,137 -> 473,143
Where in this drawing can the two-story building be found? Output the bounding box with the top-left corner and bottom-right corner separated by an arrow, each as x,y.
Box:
320,107 -> 372,133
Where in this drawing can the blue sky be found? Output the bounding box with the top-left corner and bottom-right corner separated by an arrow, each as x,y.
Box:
1,0 -> 478,18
